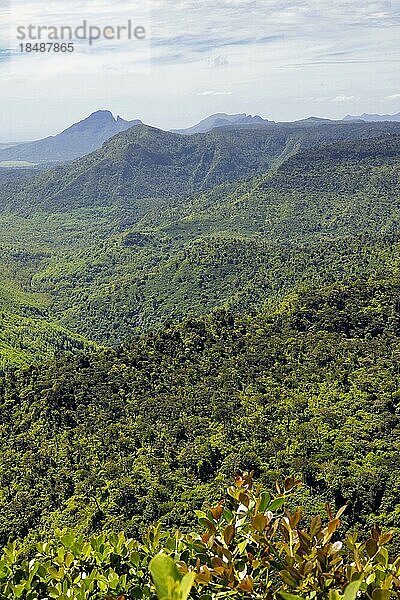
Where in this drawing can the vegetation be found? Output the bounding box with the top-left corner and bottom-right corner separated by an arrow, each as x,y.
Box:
1,133 -> 400,346
0,473 -> 399,599
0,123 -> 400,597
0,246 -> 91,368
2,121 -> 400,214
1,279 -> 400,549
0,165 -> 49,185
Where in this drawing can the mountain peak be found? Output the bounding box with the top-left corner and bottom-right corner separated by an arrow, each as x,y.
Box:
85,110 -> 116,123
293,116 -> 338,126
0,110 -> 143,163
172,112 -> 271,135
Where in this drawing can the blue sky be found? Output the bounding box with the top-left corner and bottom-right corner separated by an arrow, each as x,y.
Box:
0,0 -> 400,140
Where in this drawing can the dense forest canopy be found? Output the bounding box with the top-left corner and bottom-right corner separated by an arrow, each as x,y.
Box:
1,279 -> 400,547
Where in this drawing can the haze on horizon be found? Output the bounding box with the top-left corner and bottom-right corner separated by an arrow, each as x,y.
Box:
0,0 -> 399,141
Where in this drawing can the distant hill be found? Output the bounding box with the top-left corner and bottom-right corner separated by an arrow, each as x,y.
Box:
343,111 -> 400,122
172,112 -> 271,135
292,116 -> 339,126
0,111 -> 143,164
2,119 -> 400,215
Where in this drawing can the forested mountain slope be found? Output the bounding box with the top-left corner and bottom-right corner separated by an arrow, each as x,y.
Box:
0,133 -> 395,344
0,127 -> 400,352
159,134 -> 400,240
0,166 -> 45,184
2,120 -> 400,215
0,247 -> 91,368
1,279 -> 400,546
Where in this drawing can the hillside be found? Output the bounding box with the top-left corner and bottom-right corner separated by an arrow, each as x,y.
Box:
0,125 -> 280,214
0,166 -> 45,184
2,120 -> 400,215
0,246 -> 91,368
0,125 -> 400,350
1,278 -> 400,545
161,134 -> 400,241
0,132 -> 397,345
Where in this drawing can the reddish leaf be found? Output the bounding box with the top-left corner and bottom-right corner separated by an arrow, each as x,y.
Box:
210,501 -> 224,521
253,513 -> 268,533
224,524 -> 235,545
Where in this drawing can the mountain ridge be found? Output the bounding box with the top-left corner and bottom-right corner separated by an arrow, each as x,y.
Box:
172,112 -> 271,135
343,111 -> 400,122
3,109 -> 400,167
3,120 -> 400,216
0,110 -> 143,164
8,121 -> 400,219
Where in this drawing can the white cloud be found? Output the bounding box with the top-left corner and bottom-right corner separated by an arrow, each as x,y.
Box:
1,0 -> 151,76
333,95 -> 357,102
385,93 -> 400,101
198,90 -> 233,96
297,95 -> 358,103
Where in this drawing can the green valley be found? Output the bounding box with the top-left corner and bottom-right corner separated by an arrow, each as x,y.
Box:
1,125 -> 400,346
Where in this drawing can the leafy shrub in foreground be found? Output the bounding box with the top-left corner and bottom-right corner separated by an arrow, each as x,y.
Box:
0,473 -> 399,599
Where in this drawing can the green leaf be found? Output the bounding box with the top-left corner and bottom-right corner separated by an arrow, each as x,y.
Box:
278,593 -> 306,600
269,497 -> 286,511
180,572 -> 195,600
343,580 -> 362,600
149,554 -> 181,600
259,491 -> 271,512
61,533 -> 75,549
376,547 -> 389,568
65,551 -> 74,568
48,566 -> 64,580
12,584 -> 26,599
222,507 -> 233,523
194,510 -> 207,521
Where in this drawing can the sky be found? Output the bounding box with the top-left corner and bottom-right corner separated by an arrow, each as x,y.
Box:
0,0 -> 400,141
